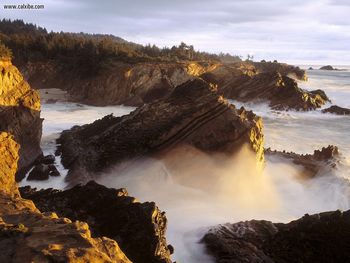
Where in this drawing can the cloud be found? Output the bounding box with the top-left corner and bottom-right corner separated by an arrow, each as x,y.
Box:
1,0 -> 349,64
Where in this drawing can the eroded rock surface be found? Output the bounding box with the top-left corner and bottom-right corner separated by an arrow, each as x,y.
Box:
203,210 -> 350,263
0,132 -> 131,263
20,181 -> 173,263
0,59 -> 42,180
56,78 -> 264,185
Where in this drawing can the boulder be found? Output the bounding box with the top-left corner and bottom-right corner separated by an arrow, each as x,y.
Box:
0,59 -> 42,181
56,78 -> 264,185
20,181 -> 173,263
203,210 -> 350,263
27,163 -> 61,181
322,105 -> 350,115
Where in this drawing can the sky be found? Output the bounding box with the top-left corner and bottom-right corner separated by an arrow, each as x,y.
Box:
1,0 -> 350,65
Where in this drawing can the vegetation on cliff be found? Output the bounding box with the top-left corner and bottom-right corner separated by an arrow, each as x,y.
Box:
0,19 -> 241,76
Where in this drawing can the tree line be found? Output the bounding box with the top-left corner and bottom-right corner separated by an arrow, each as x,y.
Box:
0,19 -> 241,76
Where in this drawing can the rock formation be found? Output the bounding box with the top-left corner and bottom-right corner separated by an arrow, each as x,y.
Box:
322,105 -> 350,115
56,78 -> 264,185
203,210 -> 350,263
252,61 -> 308,80
0,58 -> 42,181
265,145 -> 339,177
320,65 -> 337,70
212,72 -> 329,110
20,181 -> 173,263
0,132 -> 131,263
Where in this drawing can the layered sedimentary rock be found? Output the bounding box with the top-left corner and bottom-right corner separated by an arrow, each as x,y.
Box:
322,105 -> 350,115
265,145 -> 339,177
21,60 -> 312,109
0,132 -> 131,263
209,72 -> 329,110
56,78 -> 264,185
0,59 -> 42,180
20,181 -> 173,263
22,61 -> 217,106
203,210 -> 350,263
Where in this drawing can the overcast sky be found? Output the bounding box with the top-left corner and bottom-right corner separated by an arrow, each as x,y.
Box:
1,0 -> 350,64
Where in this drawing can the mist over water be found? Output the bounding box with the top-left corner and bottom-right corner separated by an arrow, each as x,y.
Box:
20,70 -> 350,262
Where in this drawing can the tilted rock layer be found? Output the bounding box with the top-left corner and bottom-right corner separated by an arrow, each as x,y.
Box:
0,59 -> 42,180
56,78 -> 264,185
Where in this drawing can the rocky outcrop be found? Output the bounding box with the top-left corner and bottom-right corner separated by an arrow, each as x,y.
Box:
320,65 -> 337,70
56,78 -> 264,185
0,132 -> 131,263
22,61 -> 218,106
214,72 -> 329,110
20,181 -> 173,263
322,105 -> 350,115
265,145 -> 339,177
0,59 -> 42,181
252,61 -> 308,80
203,210 -> 350,263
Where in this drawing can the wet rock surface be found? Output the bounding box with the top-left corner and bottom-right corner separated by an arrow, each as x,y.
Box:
20,181 -> 173,263
57,78 -> 264,185
203,210 -> 350,263
322,105 -> 350,115
265,145 -> 339,177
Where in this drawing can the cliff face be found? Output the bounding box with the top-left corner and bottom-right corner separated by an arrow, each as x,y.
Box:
0,59 -> 42,180
0,132 -> 131,263
56,78 -> 264,185
20,60 -> 313,110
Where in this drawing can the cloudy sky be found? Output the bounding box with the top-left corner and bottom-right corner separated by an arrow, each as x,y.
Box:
1,0 -> 350,64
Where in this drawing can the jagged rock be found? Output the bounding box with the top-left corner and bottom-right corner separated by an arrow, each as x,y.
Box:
34,154 -> 55,165
265,145 -> 339,177
252,61 -> 308,80
0,59 -> 42,181
20,181 -> 173,263
0,131 -> 131,263
214,72 -> 328,111
27,163 -> 61,181
322,105 -> 350,115
56,78 -> 264,185
203,210 -> 350,263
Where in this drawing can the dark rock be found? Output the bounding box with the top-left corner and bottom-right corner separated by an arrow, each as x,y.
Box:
320,65 -> 336,70
20,181 -> 173,263
309,89 -> 330,102
57,78 -> 264,185
212,72 -> 329,111
265,145 -> 339,177
203,210 -> 350,263
35,154 -> 55,165
322,105 -> 350,115
308,67 -> 314,70
252,61 -> 308,80
27,163 -> 60,180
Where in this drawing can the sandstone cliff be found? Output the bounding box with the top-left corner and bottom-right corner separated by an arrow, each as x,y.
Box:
0,132 -> 131,263
0,59 -> 42,180
56,78 -> 264,185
